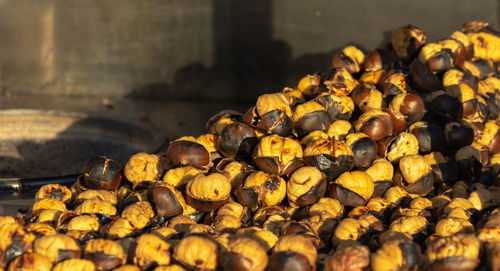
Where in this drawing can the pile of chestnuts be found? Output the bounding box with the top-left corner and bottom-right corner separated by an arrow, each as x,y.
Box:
1,21 -> 500,271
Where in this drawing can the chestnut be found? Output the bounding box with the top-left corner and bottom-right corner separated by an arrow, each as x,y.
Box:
52,258 -> 96,271
409,197 -> 432,210
166,138 -> 211,170
391,24 -> 426,61
379,71 -> 408,99
418,43 -> 454,72
371,238 -> 421,271
76,189 -> 117,206
354,109 -> 393,141
296,74 -> 321,97
25,223 -> 57,237
468,186 -> 495,211
34,234 -> 80,263
434,217 -> 474,237
214,159 -> 252,191
79,156 -> 122,191
393,154 -> 433,195
377,132 -> 419,163
219,237 -> 268,271
206,109 -> 243,135
327,120 -> 354,141
365,159 -> 393,197
185,173 -> 231,212
74,198 -> 116,217
243,93 -> 293,136
409,122 -> 446,153
283,87 -> 305,109
383,186 -> 410,206
442,68 -> 478,91
477,120 -> 500,154
35,184 -> 72,204
408,58 -> 441,93
105,218 -> 135,239
445,84 -> 477,118
0,223 -> 36,266
270,235 -> 317,271
303,138 -> 354,180
387,93 -> 425,132
253,134 -> 304,176
425,234 -> 480,271
216,122 -> 258,159
292,101 -> 330,137
321,67 -> 359,96
197,133 -> 221,162
148,182 -> 186,219
324,241 -> 370,271
152,265 -> 185,271
235,171 -> 286,210
32,198 -> 67,216
359,69 -> 386,86
121,201 -> 155,230
345,133 -> 377,168
331,218 -> 364,245
7,253 -> 53,271
438,38 -> 467,67
84,239 -> 126,270
427,90 -> 463,124
332,45 -> 365,74
300,131 -> 329,146
65,215 -> 100,232
287,166 -> 327,207
350,84 -> 383,113
389,215 -> 428,241
162,166 -> 202,187
315,94 -> 355,121
309,197 -> 343,219
328,171 -> 374,206
173,235 -> 219,271
364,48 -> 400,72
124,152 -> 165,188
455,144 -> 488,182
129,234 -> 171,269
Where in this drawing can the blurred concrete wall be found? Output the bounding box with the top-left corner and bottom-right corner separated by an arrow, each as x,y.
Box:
0,0 -> 498,103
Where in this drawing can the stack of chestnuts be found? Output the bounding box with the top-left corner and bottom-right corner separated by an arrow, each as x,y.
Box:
1,21 -> 500,271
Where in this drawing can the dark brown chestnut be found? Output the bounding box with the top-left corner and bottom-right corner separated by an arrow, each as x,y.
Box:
346,133 -> 377,169
354,109 -> 393,141
216,122 -> 258,159
408,58 -> 441,93
387,93 -> 425,132
418,43 -> 454,72
364,48 -> 401,72
445,83 -> 477,118
148,182 -> 185,219
427,90 -> 463,124
409,122 -> 446,153
166,138 -> 211,169
444,121 -> 475,150
292,101 -> 330,137
79,156 -> 122,191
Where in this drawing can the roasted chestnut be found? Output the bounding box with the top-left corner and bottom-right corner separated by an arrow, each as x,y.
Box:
418,43 -> 454,72
105,218 -> 135,239
328,171 -> 374,206
331,218 -> 365,245
409,122 -> 446,153
332,45 -> 365,74
162,166 -> 202,187
379,71 -> 409,99
35,184 -> 72,204
186,173 -> 232,211
243,93 -> 293,136
296,74 -> 321,97
52,258 -> 96,271
393,154 -> 433,195
477,120 -> 500,154
216,122 -> 258,159
378,132 -> 419,163
351,84 -> 383,113
327,120 -> 353,141
79,156 -> 122,191
220,237 -> 268,271
0,223 -> 35,266
34,234 -> 80,263
7,253 -> 53,271
303,138 -> 354,180
365,159 -> 393,197
148,182 -> 185,219
371,237 -> 421,271
206,109 -> 243,135
391,24 -> 426,61
253,134 -> 303,175
434,217 -> 474,237
364,48 -> 400,72
214,160 -> 252,191
166,138 -> 211,169
324,241 -> 370,271
321,67 -> 359,96
121,201 -> 155,230
76,189 -> 117,206
173,235 -> 219,271
287,166 -> 327,207
445,83 -> 477,118
84,239 -> 126,270
345,133 -> 377,169
124,153 -> 164,187
32,198 -> 67,216
292,101 -> 330,137
387,93 -> 425,132
427,91 -> 463,124
389,215 -> 428,241
270,234 -> 317,271
354,110 -> 393,141
130,234 -> 171,269
425,234 -> 480,271
235,171 -> 286,210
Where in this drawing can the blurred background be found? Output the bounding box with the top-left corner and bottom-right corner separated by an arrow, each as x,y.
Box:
0,0 -> 498,180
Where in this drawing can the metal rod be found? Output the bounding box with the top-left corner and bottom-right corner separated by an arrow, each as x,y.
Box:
0,174 -> 78,193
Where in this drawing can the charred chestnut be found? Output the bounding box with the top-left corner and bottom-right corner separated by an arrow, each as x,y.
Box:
243,93 -> 293,136
409,122 -> 446,153
391,24 -> 426,61
220,237 -> 268,271
186,173 -> 231,212
0,223 -> 35,266
173,235 -> 219,271
79,156 -> 122,191
329,171 -> 374,206
354,110 -> 393,141
235,171 -> 286,210
346,133 -> 377,168
427,91 -> 463,124
321,68 -> 359,96
332,45 -> 365,74
253,134 -> 303,175
35,184 -> 72,204
418,43 -> 454,72
287,166 -> 327,207
351,84 -> 383,113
